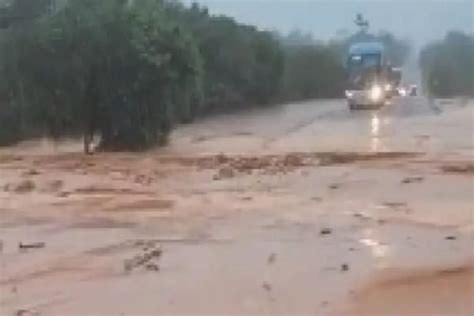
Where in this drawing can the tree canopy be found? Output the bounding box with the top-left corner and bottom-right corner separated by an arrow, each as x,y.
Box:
420,31 -> 474,97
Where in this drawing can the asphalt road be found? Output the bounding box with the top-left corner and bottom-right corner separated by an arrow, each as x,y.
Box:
169,96 -> 473,155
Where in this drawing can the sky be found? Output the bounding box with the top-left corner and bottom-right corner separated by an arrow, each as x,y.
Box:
183,0 -> 473,47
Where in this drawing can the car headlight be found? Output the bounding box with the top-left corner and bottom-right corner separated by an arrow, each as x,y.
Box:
399,88 -> 407,96
345,91 -> 353,98
370,85 -> 383,101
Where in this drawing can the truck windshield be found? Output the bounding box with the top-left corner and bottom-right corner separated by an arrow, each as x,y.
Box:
348,54 -> 381,72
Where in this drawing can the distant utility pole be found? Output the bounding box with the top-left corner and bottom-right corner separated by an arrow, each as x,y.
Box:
354,13 -> 369,34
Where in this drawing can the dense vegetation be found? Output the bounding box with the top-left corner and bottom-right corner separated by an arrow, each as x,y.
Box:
420,31 -> 474,97
0,1 -> 411,150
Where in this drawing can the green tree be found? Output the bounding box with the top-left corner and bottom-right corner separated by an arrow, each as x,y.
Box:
420,31 -> 474,97
282,44 -> 345,100
1,0 -> 203,151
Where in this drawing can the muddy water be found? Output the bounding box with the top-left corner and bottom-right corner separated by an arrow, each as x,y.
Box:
347,265 -> 474,316
0,97 -> 473,315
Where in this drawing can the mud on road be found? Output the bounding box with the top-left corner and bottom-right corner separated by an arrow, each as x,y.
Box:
0,97 -> 473,316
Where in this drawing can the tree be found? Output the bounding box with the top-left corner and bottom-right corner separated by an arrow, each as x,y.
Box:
1,0 -> 204,151
282,44 -> 345,100
420,31 -> 474,97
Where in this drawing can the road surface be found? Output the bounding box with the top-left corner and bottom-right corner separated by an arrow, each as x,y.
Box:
0,97 -> 473,316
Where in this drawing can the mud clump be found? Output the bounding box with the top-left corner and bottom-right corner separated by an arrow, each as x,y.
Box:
401,176 -> 424,184
15,309 -> 40,316
318,152 -> 418,166
267,253 -> 277,265
160,152 -> 418,177
211,154 -> 312,179
74,186 -> 150,195
124,241 -> 162,273
440,163 -> 474,175
262,282 -> 272,292
23,168 -> 41,176
13,180 -> 36,193
214,166 -> 236,180
46,180 -> 64,192
19,242 -> 46,251
320,228 -> 332,236
108,199 -> 174,212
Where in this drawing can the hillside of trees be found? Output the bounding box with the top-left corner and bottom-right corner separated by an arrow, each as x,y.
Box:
0,1 -> 411,151
420,31 -> 474,97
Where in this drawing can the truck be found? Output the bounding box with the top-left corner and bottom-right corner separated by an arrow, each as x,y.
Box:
345,42 -> 396,110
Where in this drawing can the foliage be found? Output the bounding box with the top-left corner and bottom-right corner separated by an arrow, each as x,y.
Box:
0,0 -> 413,150
171,2 -> 285,113
420,31 -> 474,97
1,0 -> 203,150
281,44 -> 345,100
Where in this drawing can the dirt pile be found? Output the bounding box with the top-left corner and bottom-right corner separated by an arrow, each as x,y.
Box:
195,151 -> 418,179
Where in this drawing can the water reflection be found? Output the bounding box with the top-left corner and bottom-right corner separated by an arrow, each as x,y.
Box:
359,228 -> 390,260
371,113 -> 380,136
370,113 -> 386,152
370,113 -> 380,152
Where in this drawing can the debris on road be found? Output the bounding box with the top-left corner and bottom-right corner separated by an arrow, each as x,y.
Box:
18,242 -> 46,251
13,180 -> 36,193
57,191 -> 71,198
401,176 -> 424,184
262,282 -> 272,292
353,212 -> 370,220
124,244 -> 162,273
15,309 -> 40,316
145,263 -> 160,272
440,163 -> 474,175
445,236 -> 457,241
341,263 -> 350,272
214,166 -> 235,180
267,253 -> 277,265
24,168 -> 41,176
320,228 -> 332,235
381,202 -> 412,213
46,180 -> 64,192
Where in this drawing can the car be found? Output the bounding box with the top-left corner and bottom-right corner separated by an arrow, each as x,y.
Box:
398,86 -> 408,97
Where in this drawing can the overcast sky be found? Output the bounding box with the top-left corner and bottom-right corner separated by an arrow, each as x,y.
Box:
183,0 -> 473,47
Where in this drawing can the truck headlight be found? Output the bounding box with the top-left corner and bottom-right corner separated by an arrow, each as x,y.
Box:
370,85 -> 383,101
345,91 -> 353,98
385,84 -> 392,91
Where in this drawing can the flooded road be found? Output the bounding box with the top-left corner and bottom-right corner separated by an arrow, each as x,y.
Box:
0,97 -> 473,315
